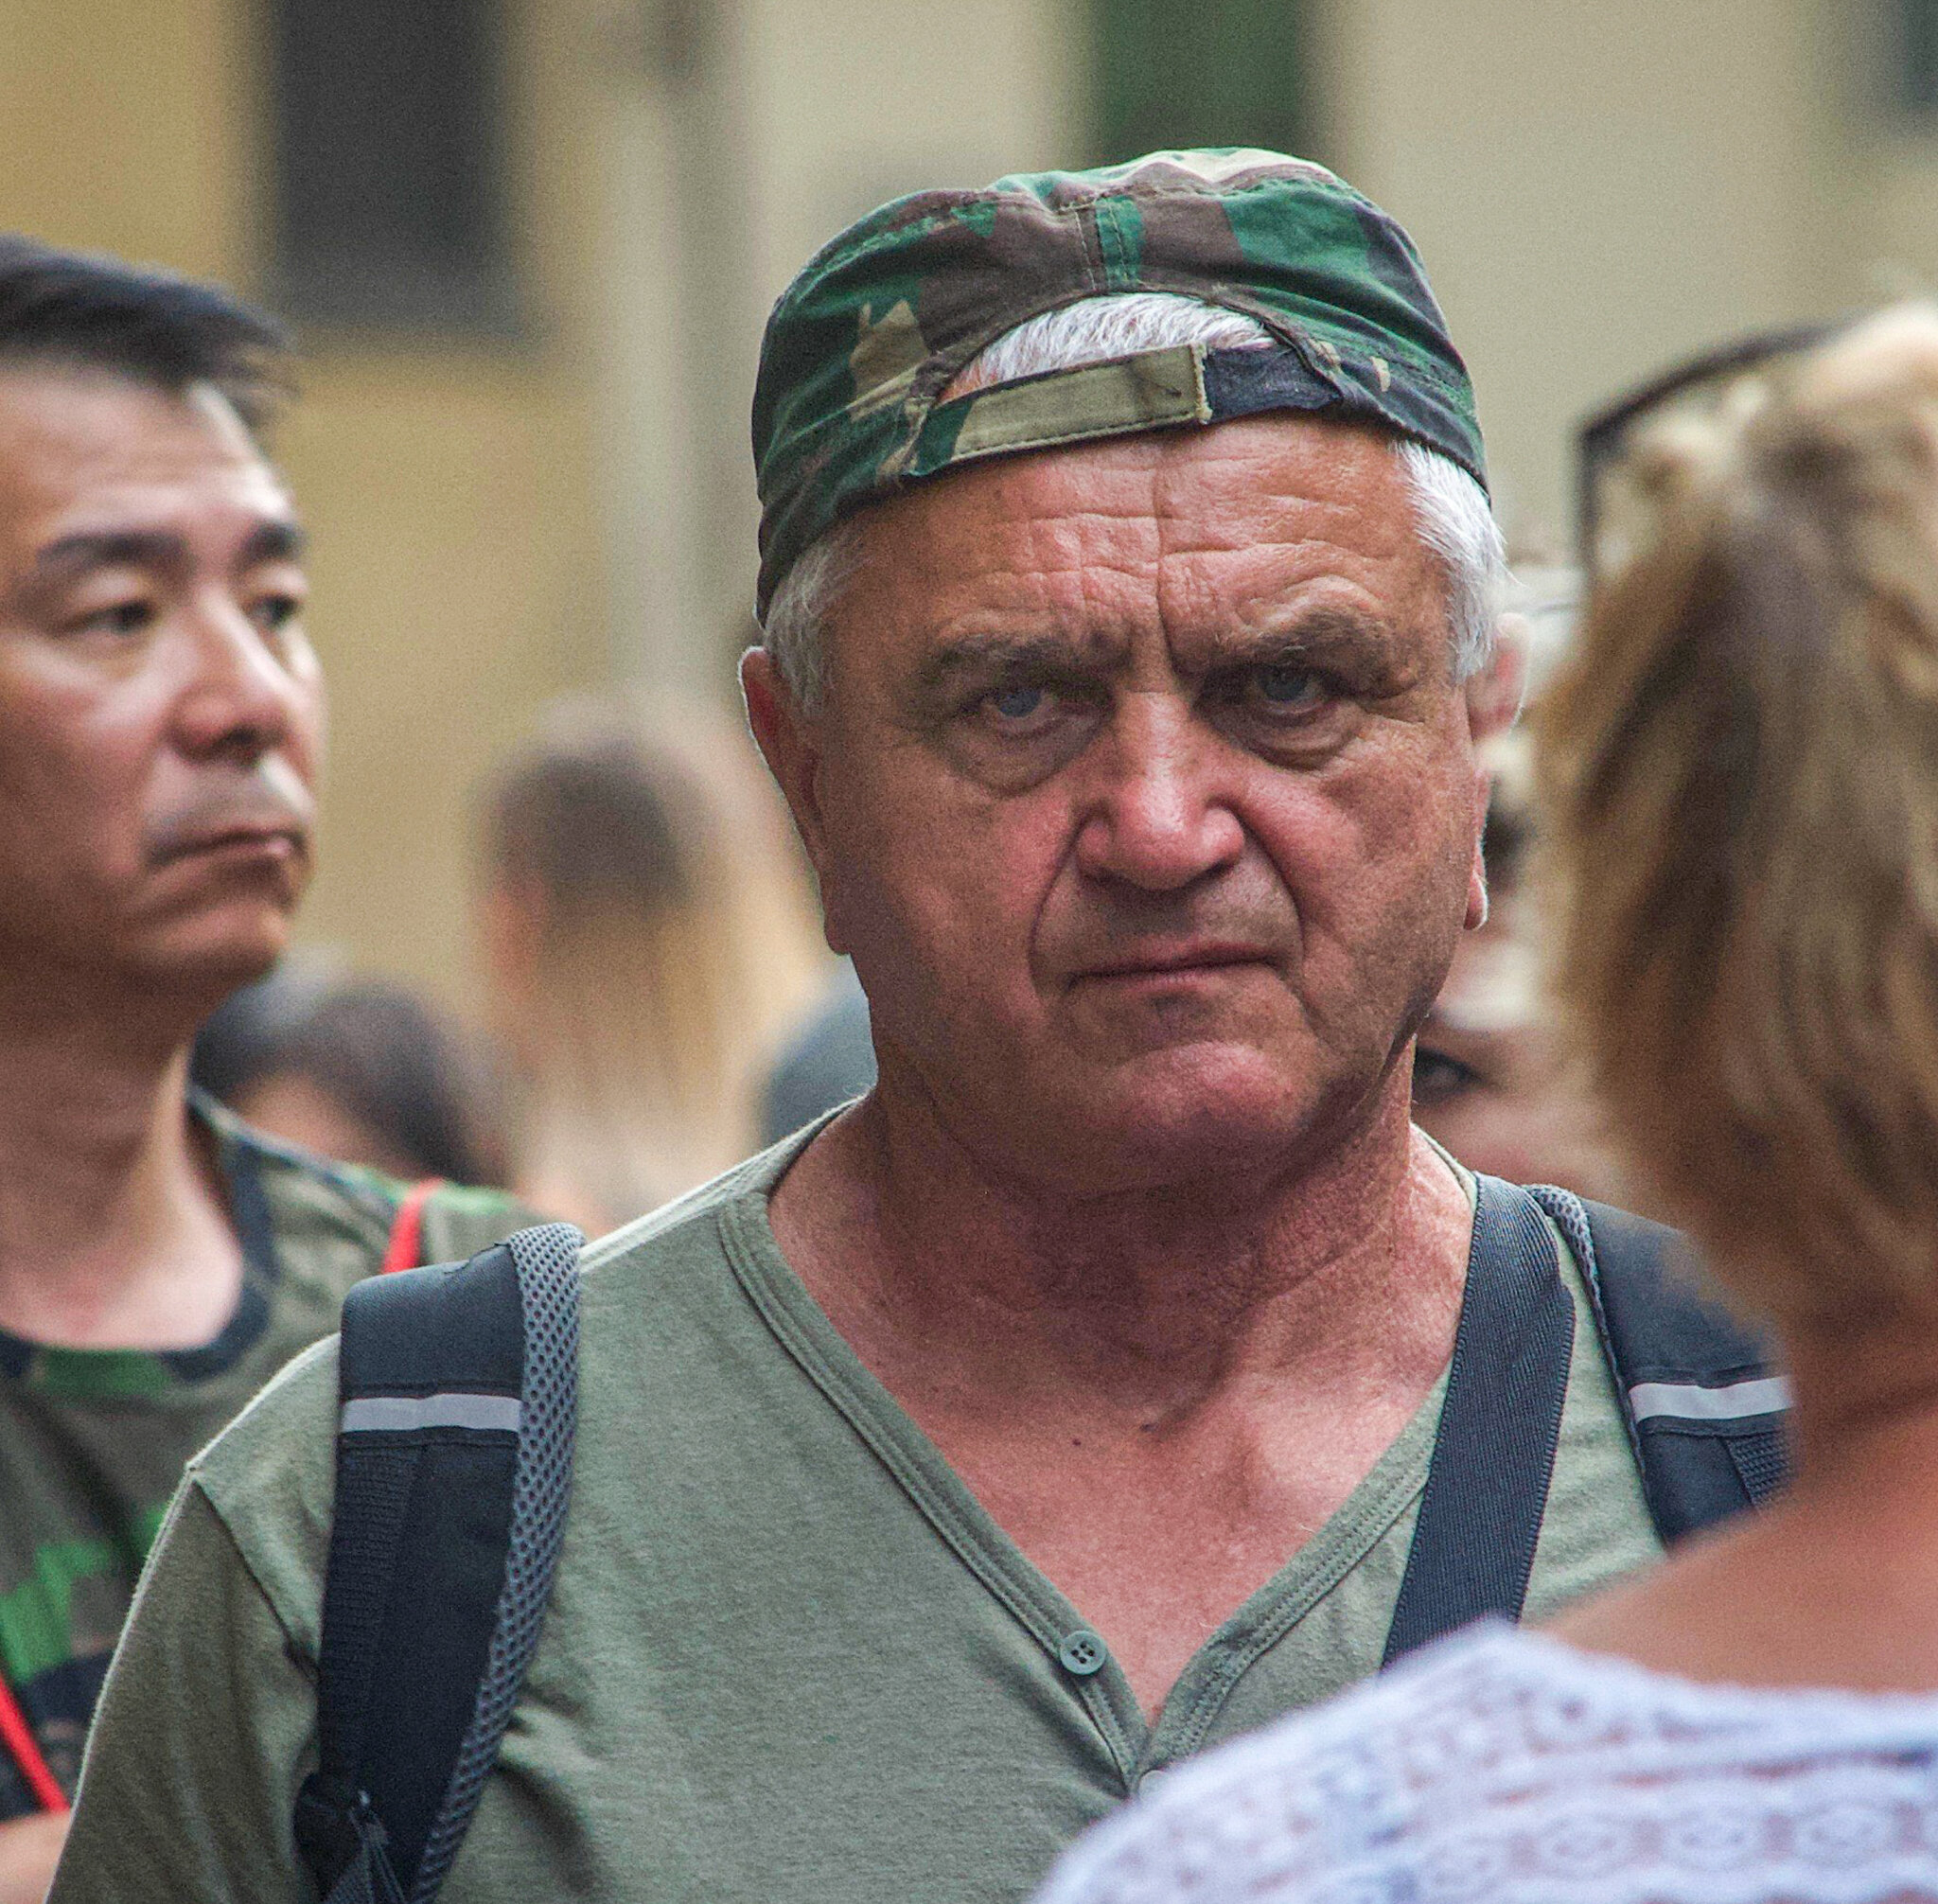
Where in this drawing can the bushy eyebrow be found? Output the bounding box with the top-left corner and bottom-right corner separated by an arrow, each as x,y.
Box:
240,519 -> 308,566
914,605 -> 1402,698
1199,605 -> 1400,673
913,629 -> 1118,697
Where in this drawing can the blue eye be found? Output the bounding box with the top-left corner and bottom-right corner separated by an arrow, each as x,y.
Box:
1256,663 -> 1318,705
990,683 -> 1048,721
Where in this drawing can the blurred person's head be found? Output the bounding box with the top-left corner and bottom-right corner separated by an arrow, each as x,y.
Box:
743,153 -> 1522,1193
1411,572 -> 1628,1200
1540,303 -> 1938,1337
0,237 -> 318,1027
191,961 -> 509,1185
479,696 -> 826,1227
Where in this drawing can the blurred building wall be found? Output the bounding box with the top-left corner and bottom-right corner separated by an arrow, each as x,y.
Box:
1315,0 -> 1938,540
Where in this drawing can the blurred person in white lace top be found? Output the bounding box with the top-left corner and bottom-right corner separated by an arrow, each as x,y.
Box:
1035,304 -> 1938,1904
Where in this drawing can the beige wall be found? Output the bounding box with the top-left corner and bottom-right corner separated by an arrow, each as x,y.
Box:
1316,0 -> 1938,541
0,0 -> 253,281
290,1 -> 609,1013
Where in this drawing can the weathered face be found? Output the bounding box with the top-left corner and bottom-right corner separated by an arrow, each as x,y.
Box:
751,415 -> 1497,1192
0,368 -> 322,1000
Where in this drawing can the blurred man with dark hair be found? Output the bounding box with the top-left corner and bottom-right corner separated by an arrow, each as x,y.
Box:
0,238 -> 528,1901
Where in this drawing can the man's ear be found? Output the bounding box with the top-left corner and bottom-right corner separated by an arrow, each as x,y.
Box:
1463,612 -> 1529,744
1459,615 -> 1528,933
741,646 -> 843,949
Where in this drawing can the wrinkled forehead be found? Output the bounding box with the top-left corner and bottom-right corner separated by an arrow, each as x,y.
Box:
833,414 -> 1449,666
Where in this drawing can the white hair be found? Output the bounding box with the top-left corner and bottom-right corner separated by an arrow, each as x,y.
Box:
763,292 -> 1505,712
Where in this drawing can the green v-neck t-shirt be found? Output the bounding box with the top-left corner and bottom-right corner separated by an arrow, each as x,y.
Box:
51,1128 -> 1660,1903
0,1093 -> 535,1817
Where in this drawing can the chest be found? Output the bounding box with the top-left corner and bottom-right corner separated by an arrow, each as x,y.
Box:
915,1384 -> 1440,1715
0,1384 -> 241,1810
529,1347 -> 1456,1831
460,1435 -> 1418,1904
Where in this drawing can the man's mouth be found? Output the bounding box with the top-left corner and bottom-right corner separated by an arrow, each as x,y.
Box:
150,816 -> 310,868
1072,943 -> 1277,983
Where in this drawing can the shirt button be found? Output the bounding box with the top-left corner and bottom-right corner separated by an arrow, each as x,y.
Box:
1137,1766 -> 1171,1798
1058,1629 -> 1107,1676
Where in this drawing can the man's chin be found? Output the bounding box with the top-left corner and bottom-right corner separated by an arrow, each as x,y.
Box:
998,1049 -> 1344,1194
126,909 -> 296,1003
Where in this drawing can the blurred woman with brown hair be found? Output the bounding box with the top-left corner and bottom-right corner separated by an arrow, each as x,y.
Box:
480,696 -> 828,1232
1038,307 -> 1938,1903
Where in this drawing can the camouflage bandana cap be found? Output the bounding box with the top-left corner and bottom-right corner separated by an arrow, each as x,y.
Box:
752,148 -> 1486,617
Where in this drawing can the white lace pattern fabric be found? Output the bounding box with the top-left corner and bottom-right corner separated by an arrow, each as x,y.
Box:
1036,1623 -> 1938,1904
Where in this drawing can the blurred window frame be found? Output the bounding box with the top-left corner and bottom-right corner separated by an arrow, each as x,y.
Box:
1898,0 -> 1938,116
1089,0 -> 1311,166
266,0 -> 522,337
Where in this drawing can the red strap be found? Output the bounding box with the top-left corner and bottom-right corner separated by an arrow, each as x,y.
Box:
379,1178 -> 446,1276
0,1664 -> 67,1814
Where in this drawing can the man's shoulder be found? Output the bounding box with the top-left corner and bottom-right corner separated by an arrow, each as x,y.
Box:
415,1180 -> 551,1263
185,1331 -> 341,1657
186,1138 -> 798,1657
197,1089 -> 540,1286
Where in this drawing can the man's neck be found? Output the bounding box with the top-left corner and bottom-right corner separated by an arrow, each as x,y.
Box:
769,1063 -> 1473,1716
0,971 -> 244,1351
769,1066 -> 1471,1424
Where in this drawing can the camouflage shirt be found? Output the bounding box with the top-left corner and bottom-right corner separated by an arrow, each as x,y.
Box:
0,1091 -> 534,1815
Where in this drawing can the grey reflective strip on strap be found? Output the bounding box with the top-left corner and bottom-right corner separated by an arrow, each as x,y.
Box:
1628,1375 -> 1792,1423
340,1394 -> 522,1434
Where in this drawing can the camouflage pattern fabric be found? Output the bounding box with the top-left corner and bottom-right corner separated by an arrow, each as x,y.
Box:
753,148 -> 1486,615
0,1094 -> 536,1815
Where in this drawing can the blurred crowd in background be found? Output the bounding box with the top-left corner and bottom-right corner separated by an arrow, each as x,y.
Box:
189,689 -> 862,1232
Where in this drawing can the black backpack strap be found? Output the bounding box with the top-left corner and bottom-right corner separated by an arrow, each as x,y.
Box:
295,1223 -> 582,1904
1526,1186 -> 1789,1542
1383,1176 -> 1576,1664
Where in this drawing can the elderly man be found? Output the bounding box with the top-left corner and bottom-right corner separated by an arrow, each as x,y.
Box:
53,154 -> 1749,1904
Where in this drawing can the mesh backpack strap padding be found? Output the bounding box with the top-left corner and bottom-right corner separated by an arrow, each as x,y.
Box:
296,1223 -> 581,1904
411,1222 -> 580,1899
1526,1186 -> 1790,1543
1382,1176 -> 1576,1664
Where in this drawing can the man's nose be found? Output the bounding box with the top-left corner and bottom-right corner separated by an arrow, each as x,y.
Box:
1072,694 -> 1245,891
171,595 -> 300,761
